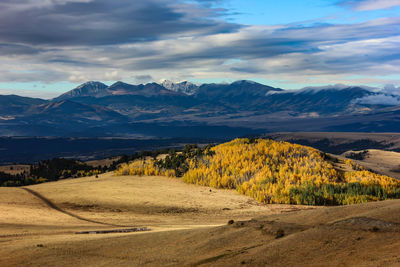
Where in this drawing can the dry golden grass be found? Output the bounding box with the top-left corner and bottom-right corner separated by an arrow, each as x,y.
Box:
85,157 -> 120,168
343,149 -> 400,179
1,173 -> 399,266
27,172 -> 288,226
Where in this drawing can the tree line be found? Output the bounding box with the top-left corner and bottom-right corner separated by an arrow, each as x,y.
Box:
0,147 -> 178,187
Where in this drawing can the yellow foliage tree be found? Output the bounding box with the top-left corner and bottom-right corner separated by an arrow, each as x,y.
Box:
116,138 -> 400,205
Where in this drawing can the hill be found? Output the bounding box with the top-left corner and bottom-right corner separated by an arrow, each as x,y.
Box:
0,94 -> 47,117
1,172 -> 399,266
264,132 -> 400,153
343,149 -> 400,179
118,138 -> 400,205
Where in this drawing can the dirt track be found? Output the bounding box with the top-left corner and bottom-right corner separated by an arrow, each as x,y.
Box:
21,187 -> 133,227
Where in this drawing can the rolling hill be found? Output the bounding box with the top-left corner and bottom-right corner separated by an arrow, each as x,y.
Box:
1,171 -> 399,266
118,138 -> 400,205
1,138 -> 400,266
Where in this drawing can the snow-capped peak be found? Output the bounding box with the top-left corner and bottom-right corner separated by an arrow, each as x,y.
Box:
160,79 -> 198,95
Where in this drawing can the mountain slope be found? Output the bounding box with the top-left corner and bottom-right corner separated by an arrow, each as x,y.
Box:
52,80 -> 375,117
56,81 -> 185,100
0,100 -> 128,136
55,81 -> 108,100
195,80 -> 282,108
263,86 -> 373,115
106,81 -> 183,97
1,80 -> 400,136
0,95 -> 48,117
160,80 -> 198,95
31,100 -> 125,122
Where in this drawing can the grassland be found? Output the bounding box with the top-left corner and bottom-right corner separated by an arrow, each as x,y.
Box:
0,172 -> 296,266
343,149 -> 400,179
0,172 -> 399,266
2,138 -> 400,266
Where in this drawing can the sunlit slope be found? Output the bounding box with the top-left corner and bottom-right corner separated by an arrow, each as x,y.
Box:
0,187 -> 88,230
2,173 -> 281,231
4,196 -> 400,266
1,167 -> 400,266
343,149 -> 400,179
185,139 -> 400,205
119,138 -> 400,205
1,172 -> 295,266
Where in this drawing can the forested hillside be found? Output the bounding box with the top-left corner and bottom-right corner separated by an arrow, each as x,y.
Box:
117,139 -> 400,205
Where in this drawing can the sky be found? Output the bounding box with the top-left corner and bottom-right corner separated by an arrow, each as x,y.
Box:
0,0 -> 400,98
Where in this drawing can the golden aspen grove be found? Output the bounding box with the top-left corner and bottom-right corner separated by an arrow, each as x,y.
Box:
116,139 -> 400,205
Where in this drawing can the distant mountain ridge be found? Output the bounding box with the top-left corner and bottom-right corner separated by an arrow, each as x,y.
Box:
0,95 -> 47,116
54,79 -> 285,100
55,81 -> 183,100
0,79 -> 399,137
160,80 -> 198,95
55,81 -> 108,100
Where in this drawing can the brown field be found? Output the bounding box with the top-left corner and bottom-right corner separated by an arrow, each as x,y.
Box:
85,157 -> 121,168
1,173 -> 400,266
267,132 -> 400,152
268,132 -> 400,144
343,149 -> 400,179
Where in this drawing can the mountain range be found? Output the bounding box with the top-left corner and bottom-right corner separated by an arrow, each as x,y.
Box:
1,80 -> 399,138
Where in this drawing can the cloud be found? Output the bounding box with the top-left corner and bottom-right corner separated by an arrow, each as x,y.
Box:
382,84 -> 400,95
355,94 -> 400,105
68,70 -> 121,82
355,84 -> 400,105
1,0 -> 400,96
105,19 -> 400,82
2,17 -> 400,88
0,70 -> 67,83
339,0 -> 400,11
0,43 -> 42,55
0,0 -> 238,46
133,75 -> 153,84
104,70 -> 121,81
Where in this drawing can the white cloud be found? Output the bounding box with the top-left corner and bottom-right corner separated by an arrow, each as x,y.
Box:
350,0 -> 400,11
355,94 -> 400,105
383,84 -> 400,95
104,70 -> 120,81
354,84 -> 400,105
1,4 -> 400,97
68,72 -> 87,83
